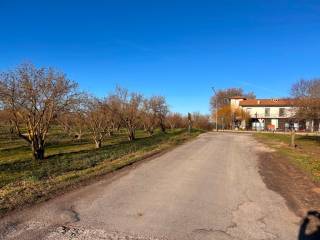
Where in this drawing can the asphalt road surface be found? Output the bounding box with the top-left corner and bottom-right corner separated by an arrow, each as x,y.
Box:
0,133 -> 300,240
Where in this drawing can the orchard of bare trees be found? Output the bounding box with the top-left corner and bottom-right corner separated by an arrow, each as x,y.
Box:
0,63 -> 211,161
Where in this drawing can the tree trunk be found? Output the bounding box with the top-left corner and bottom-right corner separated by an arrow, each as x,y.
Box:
147,128 -> 154,136
160,121 -> 166,133
128,130 -> 135,141
188,120 -> 192,134
108,131 -> 114,137
9,127 -> 14,141
95,140 -> 102,148
31,140 -> 45,160
76,133 -> 82,141
291,129 -> 296,148
34,148 -> 45,160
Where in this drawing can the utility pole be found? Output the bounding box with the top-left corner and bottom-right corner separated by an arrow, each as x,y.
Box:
211,87 -> 218,132
187,112 -> 192,134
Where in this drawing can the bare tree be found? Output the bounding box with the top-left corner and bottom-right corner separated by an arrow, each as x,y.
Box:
109,87 -> 143,141
0,108 -> 15,140
290,79 -> 320,146
149,96 -> 169,133
192,112 -> 213,131
141,99 -> 157,136
212,105 -> 250,130
166,112 -> 184,129
57,94 -> 88,141
105,96 -> 122,136
210,88 -> 256,112
58,111 -> 86,140
291,79 -> 320,122
0,63 -> 78,160
84,97 -> 114,148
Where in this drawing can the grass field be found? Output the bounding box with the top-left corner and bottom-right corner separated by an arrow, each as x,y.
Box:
255,133 -> 320,182
0,127 -> 203,215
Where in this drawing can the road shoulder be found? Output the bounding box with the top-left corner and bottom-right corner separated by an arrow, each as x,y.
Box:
256,143 -> 320,217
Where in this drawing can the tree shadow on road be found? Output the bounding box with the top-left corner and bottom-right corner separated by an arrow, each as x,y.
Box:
298,210 -> 320,240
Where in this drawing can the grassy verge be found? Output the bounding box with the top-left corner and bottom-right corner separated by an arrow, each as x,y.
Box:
254,133 -> 320,182
0,128 -> 203,216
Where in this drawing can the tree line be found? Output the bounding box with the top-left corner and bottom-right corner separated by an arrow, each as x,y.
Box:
0,63 -> 212,160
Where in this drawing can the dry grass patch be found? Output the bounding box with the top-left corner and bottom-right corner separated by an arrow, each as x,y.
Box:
254,133 -> 320,181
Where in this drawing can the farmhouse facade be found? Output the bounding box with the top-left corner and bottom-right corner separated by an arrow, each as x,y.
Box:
230,96 -> 319,131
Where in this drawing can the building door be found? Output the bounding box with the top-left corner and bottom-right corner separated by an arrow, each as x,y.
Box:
271,119 -> 278,129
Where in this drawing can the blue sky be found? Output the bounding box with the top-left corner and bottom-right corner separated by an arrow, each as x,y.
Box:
1,1 -> 320,114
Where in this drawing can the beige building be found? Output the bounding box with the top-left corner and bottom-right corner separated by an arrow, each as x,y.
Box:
230,97 -> 319,131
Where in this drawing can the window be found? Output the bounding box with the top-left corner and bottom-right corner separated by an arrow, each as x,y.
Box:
279,108 -> 285,117
265,108 -> 270,117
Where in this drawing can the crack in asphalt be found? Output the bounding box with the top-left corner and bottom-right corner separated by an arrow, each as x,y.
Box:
192,227 -> 239,240
228,199 -> 279,240
191,194 -> 254,240
63,205 -> 80,223
255,215 -> 279,240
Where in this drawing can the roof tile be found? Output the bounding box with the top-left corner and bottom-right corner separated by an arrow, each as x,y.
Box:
239,99 -> 295,107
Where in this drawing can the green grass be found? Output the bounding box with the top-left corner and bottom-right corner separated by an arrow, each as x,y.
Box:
254,133 -> 320,182
0,127 -> 203,215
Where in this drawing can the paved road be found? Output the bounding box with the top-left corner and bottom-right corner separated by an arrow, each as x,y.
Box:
0,133 -> 300,240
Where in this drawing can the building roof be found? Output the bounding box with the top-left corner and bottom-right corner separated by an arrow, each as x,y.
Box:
229,96 -> 247,99
239,99 -> 295,107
